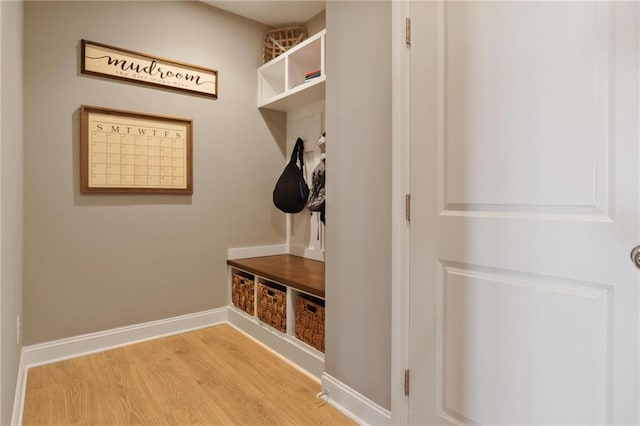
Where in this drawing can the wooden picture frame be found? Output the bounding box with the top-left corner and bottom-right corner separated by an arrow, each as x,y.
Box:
81,39 -> 218,98
80,105 -> 193,194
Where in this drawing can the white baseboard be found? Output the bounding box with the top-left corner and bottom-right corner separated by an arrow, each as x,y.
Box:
228,244 -> 325,263
289,244 -> 325,262
226,315 -> 321,384
226,306 -> 324,379
11,351 -> 27,426
21,308 -> 227,368
227,244 -> 288,260
321,373 -> 392,426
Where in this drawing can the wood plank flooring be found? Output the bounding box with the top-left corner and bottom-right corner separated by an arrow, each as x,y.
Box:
22,324 -> 354,425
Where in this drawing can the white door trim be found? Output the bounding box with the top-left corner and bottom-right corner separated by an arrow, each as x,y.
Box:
637,3 -> 640,418
391,1 -> 411,425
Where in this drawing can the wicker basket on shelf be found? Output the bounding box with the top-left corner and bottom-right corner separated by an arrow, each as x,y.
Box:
263,26 -> 307,63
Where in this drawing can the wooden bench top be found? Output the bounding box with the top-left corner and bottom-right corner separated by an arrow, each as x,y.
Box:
227,254 -> 325,298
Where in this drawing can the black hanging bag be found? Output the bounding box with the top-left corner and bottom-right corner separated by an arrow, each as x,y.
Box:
273,138 -> 309,213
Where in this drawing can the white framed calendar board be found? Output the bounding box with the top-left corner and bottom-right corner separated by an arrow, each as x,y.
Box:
80,105 -> 193,194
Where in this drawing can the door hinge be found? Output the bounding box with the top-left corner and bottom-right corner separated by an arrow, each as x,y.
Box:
404,369 -> 410,396
405,18 -> 412,46
405,194 -> 411,222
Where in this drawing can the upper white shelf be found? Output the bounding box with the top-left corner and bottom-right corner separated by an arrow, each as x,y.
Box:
258,29 -> 326,112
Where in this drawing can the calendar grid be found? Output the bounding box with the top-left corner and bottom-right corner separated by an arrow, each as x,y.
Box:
80,105 -> 192,194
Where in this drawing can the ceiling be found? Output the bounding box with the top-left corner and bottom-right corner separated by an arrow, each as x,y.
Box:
202,1 -> 325,27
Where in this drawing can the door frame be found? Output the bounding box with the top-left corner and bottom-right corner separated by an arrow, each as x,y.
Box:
391,1 -> 411,425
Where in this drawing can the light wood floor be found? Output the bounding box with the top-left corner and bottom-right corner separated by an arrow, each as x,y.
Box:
22,324 -> 355,425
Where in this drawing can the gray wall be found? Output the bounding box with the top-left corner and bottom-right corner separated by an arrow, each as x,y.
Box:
325,1 -> 392,411
1,0 -> 24,423
305,9 -> 326,37
24,1 -> 287,345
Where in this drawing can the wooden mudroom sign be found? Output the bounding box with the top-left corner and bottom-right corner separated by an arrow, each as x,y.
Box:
81,39 -> 218,98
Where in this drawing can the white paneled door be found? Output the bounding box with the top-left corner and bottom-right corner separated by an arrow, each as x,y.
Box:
409,2 -> 639,424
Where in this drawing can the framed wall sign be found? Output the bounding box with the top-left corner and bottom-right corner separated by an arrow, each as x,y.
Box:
81,39 -> 218,98
80,105 -> 193,194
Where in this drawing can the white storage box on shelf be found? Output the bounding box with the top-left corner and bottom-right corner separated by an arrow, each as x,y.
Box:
258,30 -> 326,112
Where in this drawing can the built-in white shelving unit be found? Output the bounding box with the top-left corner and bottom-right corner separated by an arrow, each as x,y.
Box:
258,30 -> 326,112
228,29 -> 327,379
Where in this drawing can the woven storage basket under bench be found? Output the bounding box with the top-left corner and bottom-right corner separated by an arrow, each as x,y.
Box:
257,280 -> 287,332
295,293 -> 325,352
227,254 -> 325,353
231,270 -> 254,315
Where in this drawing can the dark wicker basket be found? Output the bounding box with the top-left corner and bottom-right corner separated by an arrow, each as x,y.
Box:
257,281 -> 287,332
295,294 -> 325,352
